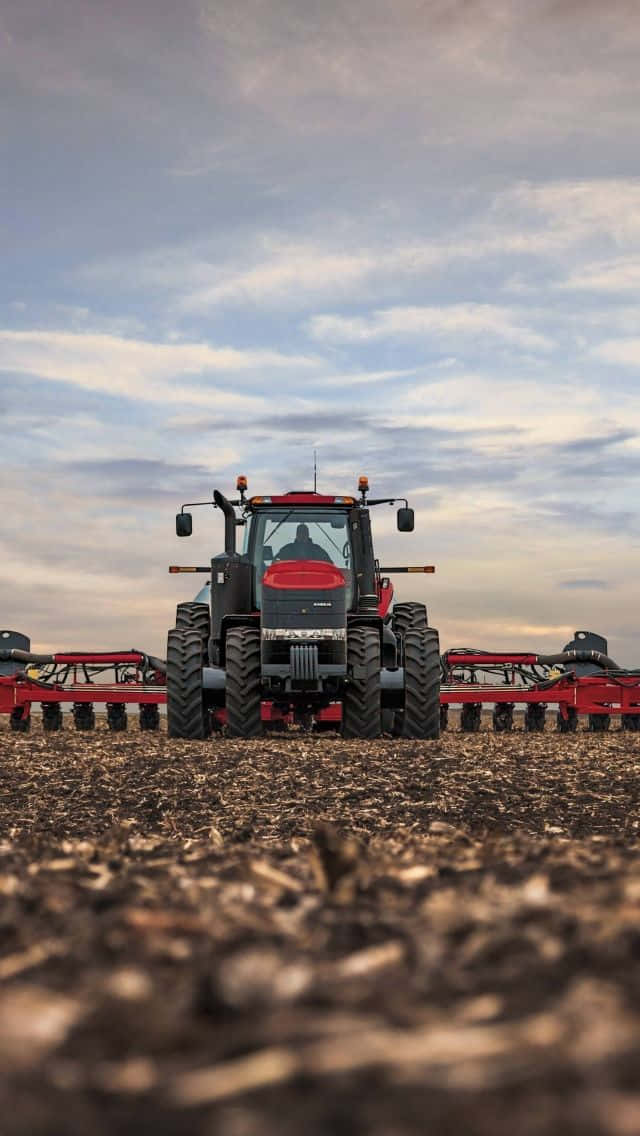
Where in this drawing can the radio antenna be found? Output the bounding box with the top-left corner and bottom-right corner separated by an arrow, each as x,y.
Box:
313,449 -> 318,493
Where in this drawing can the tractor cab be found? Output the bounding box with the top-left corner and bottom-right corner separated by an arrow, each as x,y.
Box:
243,493 -> 355,610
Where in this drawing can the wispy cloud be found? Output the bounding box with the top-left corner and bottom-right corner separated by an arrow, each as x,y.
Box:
308,304 -> 552,351
559,579 -> 610,590
592,338 -> 640,368
0,330 -> 315,405
559,257 -> 640,293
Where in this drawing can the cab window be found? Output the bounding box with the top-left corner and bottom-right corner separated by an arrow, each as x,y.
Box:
248,509 -> 353,607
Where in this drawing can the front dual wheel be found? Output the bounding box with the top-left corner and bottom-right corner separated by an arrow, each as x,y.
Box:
166,626 -> 209,739
342,625 -> 381,739
343,623 -> 441,740
396,627 -> 441,739
225,627 -> 262,738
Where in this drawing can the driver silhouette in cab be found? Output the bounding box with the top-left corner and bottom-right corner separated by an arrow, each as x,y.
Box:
275,523 -> 332,563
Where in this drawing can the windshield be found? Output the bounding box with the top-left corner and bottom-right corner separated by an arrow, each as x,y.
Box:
246,509 -> 353,608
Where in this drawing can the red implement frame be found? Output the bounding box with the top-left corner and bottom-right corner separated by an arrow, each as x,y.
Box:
0,652 -> 166,723
441,653 -> 640,718
3,649 -> 640,727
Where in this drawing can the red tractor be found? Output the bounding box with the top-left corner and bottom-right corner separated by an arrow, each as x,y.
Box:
167,476 -> 440,739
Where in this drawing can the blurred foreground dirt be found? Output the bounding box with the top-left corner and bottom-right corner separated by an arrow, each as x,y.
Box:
1,723 -> 639,1135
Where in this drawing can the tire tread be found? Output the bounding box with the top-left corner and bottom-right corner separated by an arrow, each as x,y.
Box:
401,627 -> 440,739
342,625 -> 381,739
225,627 -> 262,738
167,627 -> 208,739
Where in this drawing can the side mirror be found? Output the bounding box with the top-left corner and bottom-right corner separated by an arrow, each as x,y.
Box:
262,544 -> 274,562
176,512 -> 192,537
397,507 -> 414,533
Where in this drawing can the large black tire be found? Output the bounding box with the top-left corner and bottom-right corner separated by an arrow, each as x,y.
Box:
225,627 -> 262,738
397,627 -> 440,739
42,703 -> 63,732
176,601 -> 210,637
391,603 -> 428,661
139,703 -> 160,731
175,602 -> 210,662
622,713 -> 640,732
589,713 -> 610,733
342,625 -> 381,739
107,702 -> 127,732
166,627 -> 209,739
73,702 -> 95,731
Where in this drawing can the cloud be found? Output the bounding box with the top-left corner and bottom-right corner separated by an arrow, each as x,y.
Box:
308,304 -> 552,351
558,579 -> 610,590
560,428 -> 636,453
592,338 -> 640,368
63,457 -> 237,501
197,0 -> 640,144
77,175 -> 640,320
500,180 -> 640,245
560,257 -> 640,293
0,329 -> 316,405
181,244 -> 384,310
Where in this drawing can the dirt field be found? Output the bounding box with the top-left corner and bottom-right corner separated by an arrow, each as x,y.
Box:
1,722 -> 639,1135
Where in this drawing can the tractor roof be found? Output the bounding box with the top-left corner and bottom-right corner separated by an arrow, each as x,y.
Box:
249,492 -> 355,507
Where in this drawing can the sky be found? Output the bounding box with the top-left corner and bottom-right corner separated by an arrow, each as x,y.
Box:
2,0 -> 640,661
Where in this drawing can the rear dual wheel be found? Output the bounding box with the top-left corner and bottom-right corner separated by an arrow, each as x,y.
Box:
389,604 -> 440,740
175,602 -> 210,652
391,602 -> 428,654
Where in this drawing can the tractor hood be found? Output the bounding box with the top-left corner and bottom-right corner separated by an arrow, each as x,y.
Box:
262,559 -> 345,591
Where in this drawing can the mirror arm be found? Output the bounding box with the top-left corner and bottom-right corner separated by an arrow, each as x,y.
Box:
366,497 -> 409,508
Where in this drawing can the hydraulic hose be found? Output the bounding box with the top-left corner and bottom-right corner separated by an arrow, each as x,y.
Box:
0,649 -> 167,673
0,649 -> 55,664
536,649 -> 619,670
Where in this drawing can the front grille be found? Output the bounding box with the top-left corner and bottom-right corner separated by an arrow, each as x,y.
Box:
290,644 -> 319,683
263,639 -> 345,667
